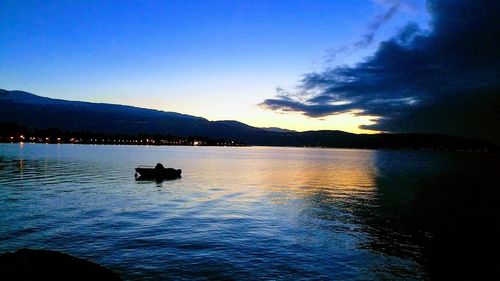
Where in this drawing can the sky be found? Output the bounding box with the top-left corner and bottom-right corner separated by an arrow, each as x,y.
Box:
0,0 -> 431,134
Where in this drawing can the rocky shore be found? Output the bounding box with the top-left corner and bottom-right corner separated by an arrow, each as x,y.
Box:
0,249 -> 122,281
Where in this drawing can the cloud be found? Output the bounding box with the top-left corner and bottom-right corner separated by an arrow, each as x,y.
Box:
261,0 -> 500,142
354,1 -> 402,48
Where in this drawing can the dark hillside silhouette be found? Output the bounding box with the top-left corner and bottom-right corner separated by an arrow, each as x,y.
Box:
0,89 -> 493,151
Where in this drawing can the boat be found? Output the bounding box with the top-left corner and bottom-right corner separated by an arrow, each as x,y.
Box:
135,163 -> 182,180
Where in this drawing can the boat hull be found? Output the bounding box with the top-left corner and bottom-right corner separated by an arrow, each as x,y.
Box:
135,168 -> 182,180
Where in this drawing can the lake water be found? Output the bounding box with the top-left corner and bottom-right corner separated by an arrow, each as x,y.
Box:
0,144 -> 498,280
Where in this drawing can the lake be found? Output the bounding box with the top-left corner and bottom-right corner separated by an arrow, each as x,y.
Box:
0,144 -> 498,280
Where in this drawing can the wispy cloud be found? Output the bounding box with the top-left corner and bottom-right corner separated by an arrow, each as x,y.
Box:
354,1 -> 402,48
325,0 -> 404,65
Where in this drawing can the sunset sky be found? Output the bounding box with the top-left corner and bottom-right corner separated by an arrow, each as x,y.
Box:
0,0 -> 431,133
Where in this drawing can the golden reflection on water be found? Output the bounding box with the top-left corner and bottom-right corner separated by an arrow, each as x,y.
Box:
185,147 -> 378,206
256,148 -> 378,205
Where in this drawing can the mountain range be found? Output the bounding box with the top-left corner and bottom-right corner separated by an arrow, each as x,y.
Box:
0,89 -> 493,150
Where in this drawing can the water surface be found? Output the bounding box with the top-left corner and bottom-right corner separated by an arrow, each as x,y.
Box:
0,144 -> 498,280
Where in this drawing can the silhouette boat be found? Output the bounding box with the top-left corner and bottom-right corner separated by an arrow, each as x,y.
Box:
135,163 -> 181,180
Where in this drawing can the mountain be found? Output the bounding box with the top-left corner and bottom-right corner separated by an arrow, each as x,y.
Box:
262,127 -> 297,133
0,89 -> 264,141
0,89 -> 493,150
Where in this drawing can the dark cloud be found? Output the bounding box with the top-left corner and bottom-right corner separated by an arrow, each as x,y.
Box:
261,0 -> 500,142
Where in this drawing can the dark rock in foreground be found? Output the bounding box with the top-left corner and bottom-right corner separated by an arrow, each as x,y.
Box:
0,249 -> 122,281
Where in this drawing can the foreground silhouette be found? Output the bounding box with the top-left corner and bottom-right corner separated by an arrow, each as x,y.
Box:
0,249 -> 122,281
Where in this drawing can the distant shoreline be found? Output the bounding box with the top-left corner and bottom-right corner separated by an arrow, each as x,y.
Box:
1,140 -> 495,153
1,122 -> 495,153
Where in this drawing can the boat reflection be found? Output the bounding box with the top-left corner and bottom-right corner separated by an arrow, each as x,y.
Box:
134,176 -> 182,184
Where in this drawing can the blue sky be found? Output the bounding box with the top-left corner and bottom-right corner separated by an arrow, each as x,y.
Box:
0,0 -> 430,132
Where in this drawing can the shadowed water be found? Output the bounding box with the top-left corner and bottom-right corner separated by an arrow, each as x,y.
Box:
0,144 -> 498,280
